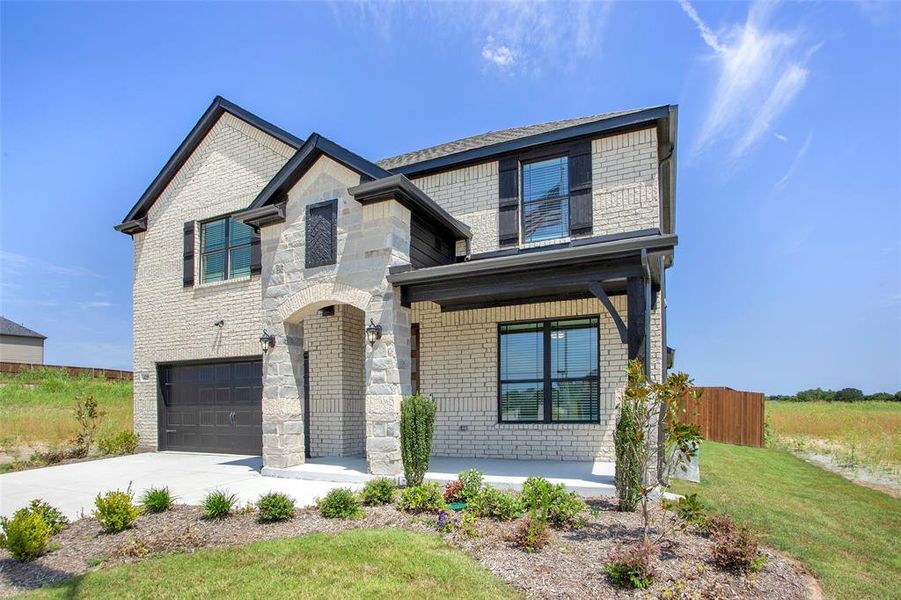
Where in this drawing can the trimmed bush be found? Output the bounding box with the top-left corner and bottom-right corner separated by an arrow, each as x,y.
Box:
360,478 -> 396,506
98,431 -> 140,456
443,480 -> 465,503
513,514 -> 550,552
257,492 -> 296,523
712,523 -> 766,572
521,477 -> 586,527
469,486 -> 522,521
605,542 -> 659,589
202,489 -> 238,520
94,487 -> 141,533
458,469 -> 484,501
0,509 -> 51,562
400,394 -> 436,486
703,513 -> 737,538
398,482 -> 446,513
25,499 -> 69,534
317,488 -> 362,519
140,487 -> 175,513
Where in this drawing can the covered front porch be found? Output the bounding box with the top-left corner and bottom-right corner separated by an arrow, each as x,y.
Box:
262,455 -> 616,497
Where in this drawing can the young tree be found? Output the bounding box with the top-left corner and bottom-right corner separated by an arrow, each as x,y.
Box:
400,393 -> 436,486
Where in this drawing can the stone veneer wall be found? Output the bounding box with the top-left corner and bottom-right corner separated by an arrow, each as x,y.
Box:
131,112 -> 295,448
411,294 -> 662,462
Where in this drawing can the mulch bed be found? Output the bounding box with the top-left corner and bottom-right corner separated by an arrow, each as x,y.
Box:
0,499 -> 818,599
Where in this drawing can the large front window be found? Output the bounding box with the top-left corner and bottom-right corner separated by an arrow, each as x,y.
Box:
200,217 -> 254,283
522,156 -> 569,243
498,317 -> 599,423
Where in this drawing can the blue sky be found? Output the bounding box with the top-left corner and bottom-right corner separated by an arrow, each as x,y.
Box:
1,1 -> 899,394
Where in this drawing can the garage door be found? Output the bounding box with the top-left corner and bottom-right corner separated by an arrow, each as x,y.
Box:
159,360 -> 263,455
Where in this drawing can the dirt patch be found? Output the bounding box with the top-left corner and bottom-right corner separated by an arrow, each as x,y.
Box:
0,500 -> 817,599
794,451 -> 900,498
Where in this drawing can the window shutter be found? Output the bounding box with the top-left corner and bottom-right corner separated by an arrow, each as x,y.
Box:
568,141 -> 593,236
250,228 -> 262,275
498,157 -> 519,247
182,221 -> 194,287
305,199 -> 338,268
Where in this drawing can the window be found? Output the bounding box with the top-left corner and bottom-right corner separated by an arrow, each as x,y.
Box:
521,156 -> 569,243
200,217 -> 254,283
498,317 -> 599,423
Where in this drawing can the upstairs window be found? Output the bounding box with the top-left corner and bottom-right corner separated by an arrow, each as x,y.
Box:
521,156 -> 569,243
200,217 -> 254,283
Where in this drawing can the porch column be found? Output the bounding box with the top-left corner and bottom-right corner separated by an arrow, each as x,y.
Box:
262,320 -> 306,468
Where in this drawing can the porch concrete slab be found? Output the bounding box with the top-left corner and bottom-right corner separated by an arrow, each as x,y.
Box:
264,455 -> 616,497
0,452 -> 361,520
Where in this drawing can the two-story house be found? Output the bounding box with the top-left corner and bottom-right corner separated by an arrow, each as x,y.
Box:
116,97 -> 677,476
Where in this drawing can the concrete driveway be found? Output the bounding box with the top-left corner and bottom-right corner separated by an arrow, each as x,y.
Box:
0,452 -> 359,519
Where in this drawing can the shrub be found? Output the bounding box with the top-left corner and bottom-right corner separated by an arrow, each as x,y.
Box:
400,394 -> 436,486
399,482 -> 446,513
202,489 -> 238,520
469,486 -> 522,521
513,514 -> 550,552
834,387 -> 864,402
458,469 -> 484,501
443,479 -> 465,503
360,478 -> 396,506
140,487 -> 175,513
72,395 -> 105,457
27,446 -> 82,467
25,499 -> 69,534
604,542 -> 659,589
703,514 -> 737,538
257,492 -> 296,523
661,493 -> 706,527
520,476 -> 586,527
317,488 -> 362,519
93,486 -> 141,533
712,524 -> 765,572
98,431 -> 140,456
0,509 -> 51,561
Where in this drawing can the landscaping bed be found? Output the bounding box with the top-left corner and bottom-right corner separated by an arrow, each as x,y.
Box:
1,496 -> 816,599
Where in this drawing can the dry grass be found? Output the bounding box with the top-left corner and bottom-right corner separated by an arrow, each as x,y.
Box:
0,369 -> 133,456
767,401 -> 900,474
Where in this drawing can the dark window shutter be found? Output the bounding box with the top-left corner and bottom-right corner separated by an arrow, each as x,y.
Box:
305,199 -> 338,268
568,141 -> 593,236
498,157 -> 519,247
250,229 -> 262,275
182,221 -> 194,287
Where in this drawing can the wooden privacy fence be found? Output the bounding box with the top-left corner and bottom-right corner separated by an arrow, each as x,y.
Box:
677,386 -> 765,448
0,361 -> 133,381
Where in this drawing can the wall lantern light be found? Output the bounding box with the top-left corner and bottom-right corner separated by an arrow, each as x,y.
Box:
259,329 -> 276,354
365,319 -> 382,345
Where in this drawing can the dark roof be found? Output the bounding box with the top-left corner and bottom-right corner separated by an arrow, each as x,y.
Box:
116,96 -> 304,233
0,317 -> 46,340
377,106 -> 668,172
248,133 -> 394,210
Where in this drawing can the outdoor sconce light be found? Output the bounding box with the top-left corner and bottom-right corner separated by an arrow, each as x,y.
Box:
259,329 -> 276,354
365,319 -> 382,345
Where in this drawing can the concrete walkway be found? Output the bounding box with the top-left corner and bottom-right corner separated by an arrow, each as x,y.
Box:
0,452 -> 358,519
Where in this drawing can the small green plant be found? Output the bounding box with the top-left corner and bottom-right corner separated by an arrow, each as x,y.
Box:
317,488 -> 363,519
202,489 -> 238,520
98,431 -> 140,456
400,394 -> 436,486
469,486 -> 522,520
661,493 -> 707,527
25,499 -> 69,534
457,469 -> 484,501
604,542 -> 659,589
360,478 -> 396,506
140,487 -> 175,513
93,486 -> 141,533
513,513 -> 550,552
72,395 -> 105,457
256,492 -> 296,523
399,482 -> 446,513
0,509 -> 51,561
521,476 -> 586,527
457,510 -> 479,538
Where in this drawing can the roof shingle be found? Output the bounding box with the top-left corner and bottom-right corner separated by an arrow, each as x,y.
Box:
0,317 -> 46,340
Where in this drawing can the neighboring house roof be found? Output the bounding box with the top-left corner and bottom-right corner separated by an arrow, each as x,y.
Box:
0,317 -> 47,340
116,96 -> 304,233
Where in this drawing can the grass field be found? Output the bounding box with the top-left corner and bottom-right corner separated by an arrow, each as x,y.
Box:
767,401 -> 901,474
0,369 -> 133,456
27,529 -> 520,600
672,441 -> 901,600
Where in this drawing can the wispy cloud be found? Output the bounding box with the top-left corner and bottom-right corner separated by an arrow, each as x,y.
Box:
482,36 -> 516,68
774,133 -> 788,142
679,0 -> 819,160
775,131 -> 813,191
78,301 -> 115,310
0,250 -> 101,279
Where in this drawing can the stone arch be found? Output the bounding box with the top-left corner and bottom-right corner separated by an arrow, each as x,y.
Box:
276,282 -> 373,323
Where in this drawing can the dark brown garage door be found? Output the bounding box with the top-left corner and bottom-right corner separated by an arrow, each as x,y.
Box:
159,360 -> 263,455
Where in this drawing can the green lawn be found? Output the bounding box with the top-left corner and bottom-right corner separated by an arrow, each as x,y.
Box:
672,441 -> 901,600
27,529 -> 520,600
